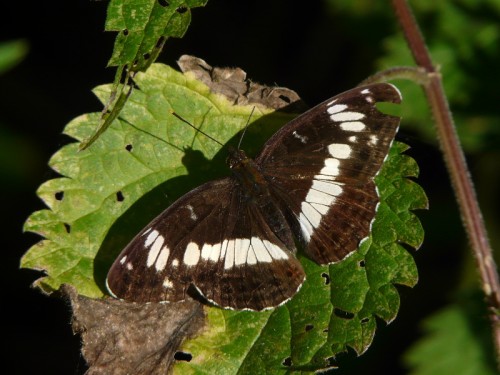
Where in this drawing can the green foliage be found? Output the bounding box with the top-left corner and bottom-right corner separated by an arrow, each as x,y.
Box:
377,0 -> 500,152
327,0 -> 500,153
22,63 -> 425,372
80,0 -> 207,150
404,295 -> 497,375
106,0 -> 207,69
0,39 -> 28,75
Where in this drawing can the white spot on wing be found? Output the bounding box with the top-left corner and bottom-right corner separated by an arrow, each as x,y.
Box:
224,239 -> 235,269
292,131 -> 308,144
147,234 -> 164,268
197,237 -> 290,270
328,143 -> 351,159
211,242 -> 222,262
172,258 -> 179,267
163,277 -> 173,289
186,205 -> 197,220
299,213 -> 314,242
126,262 -> 133,270
234,238 -> 250,266
330,111 -> 365,122
301,201 -> 322,228
262,239 -> 288,260
184,242 -> 200,266
144,229 -> 160,247
306,188 -> 335,205
340,121 -> 365,132
298,178 -> 345,241
319,158 -> 340,177
119,255 -> 127,265
361,88 -> 371,94
326,104 -> 347,114
311,180 -> 343,197
247,246 -> 257,265
252,237 -> 273,263
218,241 -> 227,262
369,134 -> 378,145
155,245 -> 170,271
311,202 -> 329,215
201,243 -> 211,260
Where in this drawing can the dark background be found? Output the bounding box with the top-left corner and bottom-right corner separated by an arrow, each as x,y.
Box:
2,1 -> 496,374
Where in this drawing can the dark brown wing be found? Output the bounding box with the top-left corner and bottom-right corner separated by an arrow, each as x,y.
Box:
106,178 -> 305,311
255,83 -> 401,264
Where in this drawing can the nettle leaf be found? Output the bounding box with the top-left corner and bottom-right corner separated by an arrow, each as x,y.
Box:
106,0 -> 208,68
22,61 -> 426,373
81,0 -> 208,151
175,142 -> 426,374
22,63 -> 290,297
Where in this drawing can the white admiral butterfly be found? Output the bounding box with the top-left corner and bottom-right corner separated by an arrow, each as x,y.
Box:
106,83 -> 401,311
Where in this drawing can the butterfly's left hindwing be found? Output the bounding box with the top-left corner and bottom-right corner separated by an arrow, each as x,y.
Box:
106,178 -> 305,311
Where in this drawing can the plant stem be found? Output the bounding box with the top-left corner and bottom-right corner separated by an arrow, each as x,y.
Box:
391,0 -> 500,364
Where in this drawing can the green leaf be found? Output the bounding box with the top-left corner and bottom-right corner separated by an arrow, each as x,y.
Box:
22,62 -> 426,373
106,0 -> 207,68
21,63 -> 291,297
80,0 -> 208,150
0,39 -> 28,74
404,295 -> 497,375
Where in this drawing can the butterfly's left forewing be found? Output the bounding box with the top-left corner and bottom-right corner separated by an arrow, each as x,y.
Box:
256,83 -> 402,264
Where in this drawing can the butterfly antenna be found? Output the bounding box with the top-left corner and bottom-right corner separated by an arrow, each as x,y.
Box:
170,110 -> 224,147
237,106 -> 256,150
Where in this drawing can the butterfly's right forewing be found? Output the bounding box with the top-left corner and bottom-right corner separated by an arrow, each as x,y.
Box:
256,83 -> 402,264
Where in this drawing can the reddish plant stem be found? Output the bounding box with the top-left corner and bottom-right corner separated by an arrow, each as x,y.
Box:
391,0 -> 500,363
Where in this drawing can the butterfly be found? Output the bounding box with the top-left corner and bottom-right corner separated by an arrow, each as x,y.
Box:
106,83 -> 401,311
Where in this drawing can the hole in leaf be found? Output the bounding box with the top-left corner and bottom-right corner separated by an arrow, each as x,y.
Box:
321,272 -> 330,285
158,0 -> 169,6
323,328 -> 329,333
359,260 -> 365,267
143,52 -> 150,60
305,324 -> 314,332
55,191 -> 64,201
282,357 -> 292,366
279,94 -> 291,104
116,191 -> 124,202
334,308 -> 354,320
174,351 -> 192,362
123,29 -> 129,36
125,144 -> 133,152
64,223 -> 71,234
361,317 -> 370,324
176,6 -> 188,13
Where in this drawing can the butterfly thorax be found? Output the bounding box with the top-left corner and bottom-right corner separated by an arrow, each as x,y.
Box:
227,147 -> 270,199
